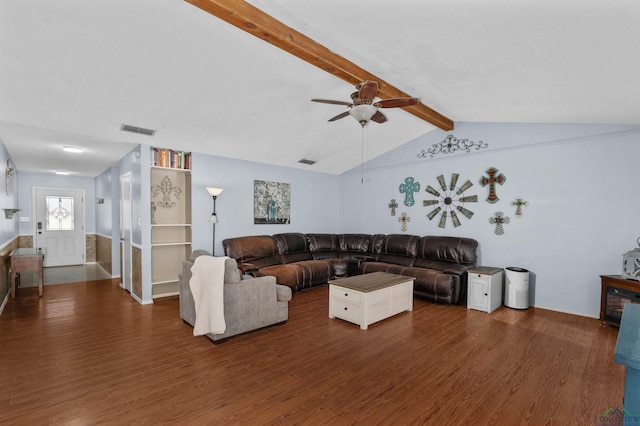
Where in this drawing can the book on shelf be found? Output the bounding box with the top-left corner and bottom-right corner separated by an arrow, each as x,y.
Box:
151,148 -> 191,170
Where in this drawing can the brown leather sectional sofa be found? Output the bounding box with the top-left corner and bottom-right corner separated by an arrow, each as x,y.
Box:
222,233 -> 478,305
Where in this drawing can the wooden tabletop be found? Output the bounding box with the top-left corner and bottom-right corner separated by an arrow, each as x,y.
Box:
328,271 -> 414,293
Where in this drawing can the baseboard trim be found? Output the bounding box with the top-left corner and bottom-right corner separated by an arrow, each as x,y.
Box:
532,303 -> 599,320
130,291 -> 153,305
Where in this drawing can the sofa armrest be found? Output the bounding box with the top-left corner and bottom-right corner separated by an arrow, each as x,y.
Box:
276,284 -> 292,302
442,264 -> 470,276
238,262 -> 259,275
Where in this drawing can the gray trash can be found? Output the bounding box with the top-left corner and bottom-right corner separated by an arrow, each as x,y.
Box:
504,267 -> 529,309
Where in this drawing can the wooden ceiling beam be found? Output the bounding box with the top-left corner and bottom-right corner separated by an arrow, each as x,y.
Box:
185,0 -> 454,131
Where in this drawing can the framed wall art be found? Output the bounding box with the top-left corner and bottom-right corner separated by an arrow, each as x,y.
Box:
254,180 -> 291,224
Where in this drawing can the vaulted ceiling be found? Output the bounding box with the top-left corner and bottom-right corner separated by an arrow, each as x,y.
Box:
1,1 -> 638,177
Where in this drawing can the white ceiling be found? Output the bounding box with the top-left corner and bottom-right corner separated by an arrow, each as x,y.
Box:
1,0 -> 638,178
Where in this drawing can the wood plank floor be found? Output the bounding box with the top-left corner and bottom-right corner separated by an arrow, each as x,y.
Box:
0,280 -> 624,425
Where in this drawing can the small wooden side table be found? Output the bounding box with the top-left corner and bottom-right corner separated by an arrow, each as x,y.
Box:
9,248 -> 45,299
600,275 -> 640,326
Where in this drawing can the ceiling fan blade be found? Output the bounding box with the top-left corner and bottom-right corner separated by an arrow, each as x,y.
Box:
327,111 -> 350,122
370,110 -> 388,124
358,80 -> 379,103
311,98 -> 353,106
374,97 -> 420,108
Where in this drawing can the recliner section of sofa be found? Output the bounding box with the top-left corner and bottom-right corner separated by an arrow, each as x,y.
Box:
222,233 -> 478,305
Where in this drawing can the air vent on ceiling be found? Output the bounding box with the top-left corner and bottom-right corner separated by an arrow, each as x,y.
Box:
121,124 -> 156,136
298,159 -> 316,165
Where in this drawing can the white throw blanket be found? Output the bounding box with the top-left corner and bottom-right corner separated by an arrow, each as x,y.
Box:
189,256 -> 227,336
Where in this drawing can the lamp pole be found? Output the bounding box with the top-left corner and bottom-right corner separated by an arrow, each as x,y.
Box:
206,187 -> 224,256
211,195 -> 217,255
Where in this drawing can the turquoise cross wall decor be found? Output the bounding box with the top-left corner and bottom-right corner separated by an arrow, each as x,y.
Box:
399,177 -> 420,207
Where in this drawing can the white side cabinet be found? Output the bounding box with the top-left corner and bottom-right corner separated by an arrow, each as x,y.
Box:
467,267 -> 503,313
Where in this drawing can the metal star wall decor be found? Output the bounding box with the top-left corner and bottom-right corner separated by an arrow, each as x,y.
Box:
423,173 -> 478,228
489,211 -> 510,235
151,175 -> 182,209
417,134 -> 489,158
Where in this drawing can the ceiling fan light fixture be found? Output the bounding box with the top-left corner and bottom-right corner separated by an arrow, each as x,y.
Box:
349,104 -> 377,127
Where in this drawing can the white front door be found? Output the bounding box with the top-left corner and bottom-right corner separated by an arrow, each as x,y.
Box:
34,188 -> 85,267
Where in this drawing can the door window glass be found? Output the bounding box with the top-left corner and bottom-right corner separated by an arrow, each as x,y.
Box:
46,196 -> 74,231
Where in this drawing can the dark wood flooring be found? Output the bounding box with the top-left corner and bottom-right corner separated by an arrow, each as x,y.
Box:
0,279 -> 624,425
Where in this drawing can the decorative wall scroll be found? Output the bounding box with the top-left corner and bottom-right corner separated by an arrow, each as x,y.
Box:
417,134 -> 488,159
511,197 -> 528,218
489,212 -> 510,235
5,159 -> 15,195
398,212 -> 410,232
151,176 -> 182,209
399,177 -> 420,207
388,199 -> 398,216
479,167 -> 506,203
254,180 -> 291,224
151,201 -> 156,224
423,173 -> 477,228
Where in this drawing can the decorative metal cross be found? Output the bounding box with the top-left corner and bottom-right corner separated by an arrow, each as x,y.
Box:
388,199 -> 398,216
151,175 -> 182,208
479,167 -> 506,204
399,177 -> 420,207
511,196 -> 528,218
489,211 -> 510,235
398,212 -> 411,232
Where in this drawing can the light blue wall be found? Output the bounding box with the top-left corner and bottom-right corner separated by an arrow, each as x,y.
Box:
17,172 -> 96,236
0,138 -> 19,247
95,166 -> 121,276
339,122 -> 640,318
191,152 -> 340,255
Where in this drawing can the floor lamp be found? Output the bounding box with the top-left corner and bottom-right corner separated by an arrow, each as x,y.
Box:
206,187 -> 224,255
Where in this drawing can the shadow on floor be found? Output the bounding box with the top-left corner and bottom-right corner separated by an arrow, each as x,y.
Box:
17,264 -> 113,287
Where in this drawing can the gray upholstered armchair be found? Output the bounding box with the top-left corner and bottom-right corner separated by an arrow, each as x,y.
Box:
179,250 -> 292,342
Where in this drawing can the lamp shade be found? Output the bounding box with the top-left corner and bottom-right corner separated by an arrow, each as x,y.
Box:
208,213 -> 218,223
207,187 -> 224,196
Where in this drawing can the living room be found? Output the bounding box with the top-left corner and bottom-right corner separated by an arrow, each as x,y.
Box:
1,1 -> 639,424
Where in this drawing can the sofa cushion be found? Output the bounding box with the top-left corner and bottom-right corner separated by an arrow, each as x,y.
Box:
258,264 -> 304,290
415,236 -> 478,265
360,262 -> 407,275
405,266 -> 460,304
376,234 -> 420,266
338,234 -> 371,252
223,235 -> 283,268
273,233 -> 313,263
307,233 -> 339,259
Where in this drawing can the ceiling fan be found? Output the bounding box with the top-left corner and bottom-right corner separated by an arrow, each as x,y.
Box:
311,80 -> 420,127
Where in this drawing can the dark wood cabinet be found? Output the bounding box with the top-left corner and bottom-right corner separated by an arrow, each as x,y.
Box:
600,275 -> 640,326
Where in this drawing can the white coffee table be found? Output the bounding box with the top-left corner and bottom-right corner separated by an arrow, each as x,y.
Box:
328,271 -> 414,330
